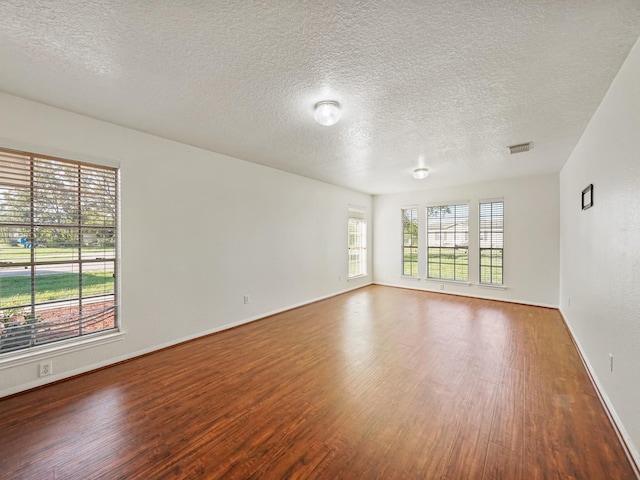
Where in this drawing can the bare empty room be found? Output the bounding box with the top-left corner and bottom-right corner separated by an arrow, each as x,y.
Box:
1,1 -> 639,479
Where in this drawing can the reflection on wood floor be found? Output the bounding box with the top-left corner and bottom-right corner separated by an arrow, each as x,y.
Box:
0,285 -> 635,479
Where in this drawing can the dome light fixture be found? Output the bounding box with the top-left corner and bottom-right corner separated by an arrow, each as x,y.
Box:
412,167 -> 429,179
314,100 -> 341,126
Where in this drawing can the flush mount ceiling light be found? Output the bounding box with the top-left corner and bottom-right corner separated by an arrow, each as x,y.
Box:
314,100 -> 341,126
412,168 -> 429,179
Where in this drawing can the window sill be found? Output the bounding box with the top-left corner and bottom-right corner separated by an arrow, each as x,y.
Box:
423,278 -> 472,287
477,283 -> 507,290
0,330 -> 125,370
347,274 -> 368,281
400,275 -> 420,280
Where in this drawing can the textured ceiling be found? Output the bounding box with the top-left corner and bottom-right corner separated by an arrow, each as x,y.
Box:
1,1 -> 639,194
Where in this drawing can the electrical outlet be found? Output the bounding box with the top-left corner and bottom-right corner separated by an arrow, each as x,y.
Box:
338,276 -> 341,282
568,298 -> 571,308
39,360 -> 52,377
243,295 -> 250,304
439,284 -> 444,290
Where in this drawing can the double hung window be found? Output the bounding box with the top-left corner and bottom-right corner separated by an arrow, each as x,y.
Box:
427,204 -> 469,281
479,200 -> 504,285
348,207 -> 367,278
0,148 -> 118,354
402,207 -> 418,277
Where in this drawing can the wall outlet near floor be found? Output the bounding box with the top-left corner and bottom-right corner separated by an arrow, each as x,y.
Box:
609,353 -> 614,372
439,284 -> 444,290
39,360 -> 52,377
338,276 -> 341,282
243,295 -> 250,304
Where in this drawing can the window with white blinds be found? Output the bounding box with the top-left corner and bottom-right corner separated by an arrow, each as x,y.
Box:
479,200 -> 504,285
0,147 -> 118,354
348,207 -> 367,278
427,204 -> 469,281
402,207 -> 418,277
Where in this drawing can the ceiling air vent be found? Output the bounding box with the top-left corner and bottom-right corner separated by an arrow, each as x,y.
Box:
508,142 -> 533,154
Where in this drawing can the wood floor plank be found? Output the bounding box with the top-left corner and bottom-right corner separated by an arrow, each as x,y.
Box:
490,366 -> 525,453
443,376 -> 498,479
0,285 -> 635,479
483,441 -> 523,480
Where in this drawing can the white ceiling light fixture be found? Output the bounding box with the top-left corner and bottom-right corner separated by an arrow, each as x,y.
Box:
314,100 -> 341,126
412,167 -> 429,179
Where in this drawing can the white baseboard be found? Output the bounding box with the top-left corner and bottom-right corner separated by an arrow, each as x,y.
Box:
559,308 -> 640,478
373,281 -> 558,309
0,282 -> 372,399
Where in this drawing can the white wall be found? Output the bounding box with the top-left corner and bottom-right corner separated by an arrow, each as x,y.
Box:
0,93 -> 372,396
373,174 -> 559,307
559,36 -> 640,464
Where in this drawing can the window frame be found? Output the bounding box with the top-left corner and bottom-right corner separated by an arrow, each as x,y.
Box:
348,207 -> 367,278
0,147 -> 120,359
479,199 -> 504,285
401,206 -> 419,277
426,203 -> 469,282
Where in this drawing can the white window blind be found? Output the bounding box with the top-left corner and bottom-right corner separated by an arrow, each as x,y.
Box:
402,207 -> 418,277
479,200 -> 504,285
0,148 -> 118,354
427,204 -> 469,281
348,207 -> 366,278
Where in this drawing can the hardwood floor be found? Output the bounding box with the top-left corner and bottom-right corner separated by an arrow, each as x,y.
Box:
0,285 -> 635,479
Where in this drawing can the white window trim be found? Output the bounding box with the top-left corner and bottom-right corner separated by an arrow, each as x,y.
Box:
479,199 -> 504,286
477,283 -> 508,290
348,206 -> 367,278
426,203 -> 470,282
423,277 -> 472,287
401,206 -> 419,278
0,329 -> 125,370
0,147 -> 120,357
347,274 -> 367,281
479,196 -> 504,204
425,199 -> 470,208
